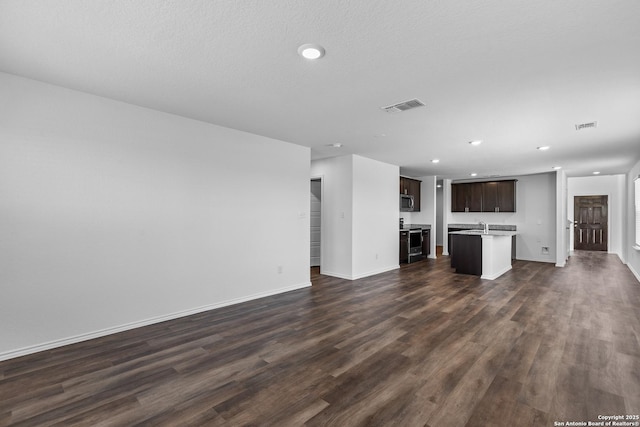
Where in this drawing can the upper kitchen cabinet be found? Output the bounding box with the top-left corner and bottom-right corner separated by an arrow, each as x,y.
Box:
451,180 -> 516,212
400,176 -> 421,211
482,180 -> 516,212
451,182 -> 482,212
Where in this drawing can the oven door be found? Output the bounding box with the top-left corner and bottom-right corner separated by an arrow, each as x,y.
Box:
409,230 -> 422,255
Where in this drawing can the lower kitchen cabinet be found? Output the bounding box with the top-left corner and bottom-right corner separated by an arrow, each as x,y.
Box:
448,227 -> 465,253
450,234 -> 482,275
399,230 -> 409,263
421,229 -> 430,256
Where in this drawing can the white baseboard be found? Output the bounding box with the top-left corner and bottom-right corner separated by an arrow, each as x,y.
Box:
0,281 -> 311,362
319,270 -> 351,280
322,265 -> 399,281
515,256 -> 555,264
351,265 -> 400,280
481,265 -> 512,280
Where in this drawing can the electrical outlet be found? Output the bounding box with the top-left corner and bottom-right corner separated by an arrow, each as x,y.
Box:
277,265 -> 283,274
541,247 -> 549,255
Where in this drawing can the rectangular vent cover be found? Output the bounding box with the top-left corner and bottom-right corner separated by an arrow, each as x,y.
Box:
381,98 -> 425,113
575,121 -> 598,131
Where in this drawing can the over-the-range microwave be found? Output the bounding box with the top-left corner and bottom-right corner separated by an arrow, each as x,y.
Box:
400,194 -> 414,212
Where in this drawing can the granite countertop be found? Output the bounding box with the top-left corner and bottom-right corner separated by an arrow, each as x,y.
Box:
399,224 -> 431,231
448,223 -> 516,231
449,229 -> 517,237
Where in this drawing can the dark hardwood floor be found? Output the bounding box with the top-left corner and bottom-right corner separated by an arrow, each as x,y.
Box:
1,252 -> 639,426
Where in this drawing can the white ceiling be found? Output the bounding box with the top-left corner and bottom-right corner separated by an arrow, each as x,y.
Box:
1,1 -> 639,179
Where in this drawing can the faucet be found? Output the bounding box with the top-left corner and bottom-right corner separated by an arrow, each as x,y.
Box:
479,221 -> 489,234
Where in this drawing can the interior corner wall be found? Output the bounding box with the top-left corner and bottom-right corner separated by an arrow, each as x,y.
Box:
311,155 -> 399,280
310,156 -> 354,279
567,174 -> 625,257
352,155 -> 400,279
0,73 -> 311,360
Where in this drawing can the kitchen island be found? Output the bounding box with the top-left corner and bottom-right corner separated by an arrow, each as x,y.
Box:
449,229 -> 517,280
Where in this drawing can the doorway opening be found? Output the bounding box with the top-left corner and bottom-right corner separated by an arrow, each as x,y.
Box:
310,178 -> 322,274
574,195 -> 608,251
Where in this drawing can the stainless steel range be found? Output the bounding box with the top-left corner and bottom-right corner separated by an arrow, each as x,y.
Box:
408,229 -> 422,263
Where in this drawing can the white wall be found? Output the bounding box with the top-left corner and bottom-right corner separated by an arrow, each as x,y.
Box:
310,156 -> 354,278
446,173 -> 557,263
556,170 -> 569,267
442,179 -> 452,255
352,156 -> 401,278
405,176 -> 437,258
311,155 -> 399,280
567,174 -> 626,258
0,73 -> 311,360
626,158 -> 640,282
436,183 -> 444,246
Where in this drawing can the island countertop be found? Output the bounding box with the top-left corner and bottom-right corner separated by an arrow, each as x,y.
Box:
399,224 -> 431,231
449,230 -> 516,237
448,223 -> 516,231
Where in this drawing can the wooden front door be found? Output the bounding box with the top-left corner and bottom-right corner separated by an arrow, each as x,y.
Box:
574,195 -> 608,251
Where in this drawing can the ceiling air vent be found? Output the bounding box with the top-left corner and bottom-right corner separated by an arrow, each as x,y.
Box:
575,121 -> 598,131
381,98 -> 425,113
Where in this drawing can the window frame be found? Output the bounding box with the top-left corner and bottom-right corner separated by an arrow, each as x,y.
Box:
635,175 -> 640,249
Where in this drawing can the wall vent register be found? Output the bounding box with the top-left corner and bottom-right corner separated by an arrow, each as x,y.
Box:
575,121 -> 598,131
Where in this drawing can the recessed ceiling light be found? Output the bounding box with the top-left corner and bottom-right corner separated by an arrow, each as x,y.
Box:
552,166 -> 562,170
537,146 -> 550,151
327,143 -> 342,148
436,184 -> 442,188
298,43 -> 325,59
469,140 -> 483,146
470,173 -> 478,177
431,159 -> 440,163
593,171 -> 600,175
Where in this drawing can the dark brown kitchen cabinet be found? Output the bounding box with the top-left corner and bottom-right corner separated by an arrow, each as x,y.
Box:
482,180 -> 516,212
450,234 -> 482,275
399,230 -> 409,263
451,180 -> 516,212
400,176 -> 421,211
451,182 -> 482,212
421,229 -> 430,256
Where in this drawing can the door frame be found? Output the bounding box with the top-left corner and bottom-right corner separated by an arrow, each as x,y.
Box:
310,176 -> 324,271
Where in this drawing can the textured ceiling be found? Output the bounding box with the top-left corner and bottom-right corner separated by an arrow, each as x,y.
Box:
1,0 -> 639,179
